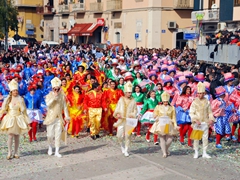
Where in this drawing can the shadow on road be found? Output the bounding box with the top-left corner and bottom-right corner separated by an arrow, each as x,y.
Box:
131,146 -> 160,154
62,144 -> 107,155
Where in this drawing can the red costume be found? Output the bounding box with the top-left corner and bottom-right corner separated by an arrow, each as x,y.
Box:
102,88 -> 124,135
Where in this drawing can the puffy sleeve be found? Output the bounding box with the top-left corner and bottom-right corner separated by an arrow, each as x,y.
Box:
153,105 -> 159,118
174,94 -> 183,107
207,101 -> 215,122
171,106 -> 177,127
62,94 -> 70,120
140,100 -> 149,115
113,97 -> 124,119
83,93 -> 89,110
171,91 -> 179,106
211,99 -> 221,117
0,95 -> 10,115
189,101 -> 198,123
45,92 -> 58,107
19,97 -> 31,124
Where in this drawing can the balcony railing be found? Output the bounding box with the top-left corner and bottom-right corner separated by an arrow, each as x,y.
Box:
106,0 -> 122,11
90,2 -> 103,12
173,0 -> 193,9
70,2 -> 85,12
191,9 -> 219,23
15,0 -> 43,7
36,5 -> 54,15
58,5 -> 70,14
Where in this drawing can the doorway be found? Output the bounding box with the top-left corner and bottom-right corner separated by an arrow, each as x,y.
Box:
176,32 -> 187,50
115,32 -> 120,43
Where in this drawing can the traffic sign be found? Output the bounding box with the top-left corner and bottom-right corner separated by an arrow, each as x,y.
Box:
135,33 -> 139,39
184,33 -> 198,40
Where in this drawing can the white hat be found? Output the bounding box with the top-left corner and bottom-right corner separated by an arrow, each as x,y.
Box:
197,82 -> 205,93
124,81 -> 133,93
51,77 -> 61,88
8,79 -> 18,92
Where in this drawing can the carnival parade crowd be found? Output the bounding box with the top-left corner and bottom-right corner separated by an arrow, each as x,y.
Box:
0,43 -> 240,160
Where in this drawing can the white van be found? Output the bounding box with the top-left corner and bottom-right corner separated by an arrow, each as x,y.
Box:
1,38 -> 27,49
41,41 -> 59,47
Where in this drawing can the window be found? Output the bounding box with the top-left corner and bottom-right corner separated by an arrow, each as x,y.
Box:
208,0 -> 216,9
116,32 -> 120,43
97,0 -> 101,2
234,0 -> 240,6
50,30 -> 54,41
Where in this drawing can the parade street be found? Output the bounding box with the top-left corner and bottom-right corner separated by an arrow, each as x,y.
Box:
0,129 -> 239,180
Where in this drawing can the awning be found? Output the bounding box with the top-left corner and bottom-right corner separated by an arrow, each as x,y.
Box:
67,23 -> 99,36
67,24 -> 87,36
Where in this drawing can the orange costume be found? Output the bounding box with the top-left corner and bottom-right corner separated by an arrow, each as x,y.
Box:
73,71 -> 86,86
67,91 -> 85,136
102,88 -> 124,135
62,80 -> 74,96
94,69 -> 106,86
83,90 -> 105,136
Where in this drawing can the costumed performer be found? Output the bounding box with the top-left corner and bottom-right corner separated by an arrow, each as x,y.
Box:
189,82 -> 215,159
0,79 -> 31,160
43,77 -> 70,158
211,86 -> 231,148
139,90 -> 159,145
113,81 -> 137,157
83,82 -> 104,140
151,91 -> 179,158
25,85 -> 43,142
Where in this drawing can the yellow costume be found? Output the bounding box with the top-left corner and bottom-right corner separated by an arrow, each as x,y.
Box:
0,79 -> 31,159
150,92 -> 178,158
0,96 -> 30,135
0,80 -> 30,135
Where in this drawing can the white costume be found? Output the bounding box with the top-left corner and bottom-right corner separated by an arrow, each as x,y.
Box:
43,77 -> 70,158
189,82 -> 215,159
113,81 -> 137,157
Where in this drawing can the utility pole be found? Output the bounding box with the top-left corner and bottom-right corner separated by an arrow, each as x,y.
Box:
4,0 -> 8,52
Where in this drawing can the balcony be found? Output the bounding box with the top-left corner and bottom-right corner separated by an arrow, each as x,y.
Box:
173,0 -> 193,9
15,0 -> 43,7
58,5 -> 70,14
191,9 -> 219,23
90,2 -> 103,12
197,44 -> 240,64
70,2 -> 85,12
106,0 -> 122,11
36,5 -> 54,15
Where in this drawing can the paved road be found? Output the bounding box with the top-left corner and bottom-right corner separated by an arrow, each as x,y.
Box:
0,129 -> 239,180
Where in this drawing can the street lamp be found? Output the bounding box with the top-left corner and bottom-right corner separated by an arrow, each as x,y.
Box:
4,0 -> 8,52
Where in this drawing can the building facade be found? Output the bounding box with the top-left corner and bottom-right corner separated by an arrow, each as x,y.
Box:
9,0 -> 44,41
41,0 -> 194,49
192,0 -> 240,44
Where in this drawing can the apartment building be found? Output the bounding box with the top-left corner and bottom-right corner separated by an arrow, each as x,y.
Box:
10,0 -> 44,41
40,0 -> 194,49
192,0 -> 240,44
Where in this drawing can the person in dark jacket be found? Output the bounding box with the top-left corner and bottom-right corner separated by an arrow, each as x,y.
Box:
209,73 -> 222,99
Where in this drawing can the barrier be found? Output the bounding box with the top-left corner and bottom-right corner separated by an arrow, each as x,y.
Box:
197,44 -> 240,64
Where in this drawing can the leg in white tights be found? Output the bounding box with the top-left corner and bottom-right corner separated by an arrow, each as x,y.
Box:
7,134 -> 14,157
159,135 -> 167,156
14,135 -> 20,156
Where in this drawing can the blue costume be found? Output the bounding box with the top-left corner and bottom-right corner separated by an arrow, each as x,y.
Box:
24,92 -> 43,123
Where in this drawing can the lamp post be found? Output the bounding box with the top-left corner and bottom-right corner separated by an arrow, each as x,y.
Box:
4,0 -> 8,52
